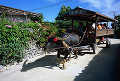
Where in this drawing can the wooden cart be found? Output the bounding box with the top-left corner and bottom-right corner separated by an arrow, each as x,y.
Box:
63,7 -> 116,54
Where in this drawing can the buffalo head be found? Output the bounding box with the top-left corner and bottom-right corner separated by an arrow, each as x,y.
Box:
43,35 -> 70,52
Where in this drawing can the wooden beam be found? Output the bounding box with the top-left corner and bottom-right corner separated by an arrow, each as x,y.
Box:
72,17 -> 74,30
0,5 -> 40,16
107,20 -> 108,28
114,22 -> 116,30
95,15 -> 98,43
86,21 -> 89,39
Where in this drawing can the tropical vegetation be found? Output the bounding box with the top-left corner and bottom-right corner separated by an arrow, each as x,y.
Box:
0,14 -> 58,65
0,5 -> 120,66
115,16 -> 120,38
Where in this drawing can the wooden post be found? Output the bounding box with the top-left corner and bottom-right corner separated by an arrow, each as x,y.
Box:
107,20 -> 108,29
95,15 -> 98,43
24,12 -> 28,22
113,21 -> 116,38
114,21 -> 116,30
72,17 -> 74,31
26,14 -> 28,22
107,20 -> 108,34
86,21 -> 88,38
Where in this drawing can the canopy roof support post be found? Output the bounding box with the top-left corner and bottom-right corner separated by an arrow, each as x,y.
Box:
95,15 -> 98,43
86,21 -> 89,39
107,20 -> 108,34
107,20 -> 108,29
114,21 -> 116,30
72,17 -> 74,31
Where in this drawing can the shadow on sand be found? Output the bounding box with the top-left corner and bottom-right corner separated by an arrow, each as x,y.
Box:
20,49 -> 93,72
21,43 -> 120,81
74,44 -> 120,81
21,54 -> 59,72
20,46 -> 103,72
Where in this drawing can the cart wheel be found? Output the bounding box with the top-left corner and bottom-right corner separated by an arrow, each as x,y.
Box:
106,39 -> 111,48
97,41 -> 101,45
92,44 -> 97,54
78,50 -> 85,56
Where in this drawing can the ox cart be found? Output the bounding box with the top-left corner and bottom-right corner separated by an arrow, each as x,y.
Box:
43,7 -> 116,69
63,7 -> 116,54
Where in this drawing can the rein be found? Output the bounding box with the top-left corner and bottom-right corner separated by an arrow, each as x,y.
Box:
73,28 -> 87,47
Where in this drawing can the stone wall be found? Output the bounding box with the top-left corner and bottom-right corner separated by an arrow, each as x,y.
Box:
23,40 -> 44,59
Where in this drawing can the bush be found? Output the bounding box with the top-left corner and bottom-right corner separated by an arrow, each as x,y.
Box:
0,17 -> 59,65
0,17 -> 31,65
24,21 -> 40,29
32,21 -> 58,47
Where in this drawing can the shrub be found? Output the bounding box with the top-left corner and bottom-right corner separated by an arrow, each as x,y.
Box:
0,17 -> 31,65
24,21 -> 40,29
32,22 -> 58,47
31,13 -> 44,23
0,17 -> 59,65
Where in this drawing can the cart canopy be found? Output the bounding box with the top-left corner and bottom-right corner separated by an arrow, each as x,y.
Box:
63,6 -> 116,22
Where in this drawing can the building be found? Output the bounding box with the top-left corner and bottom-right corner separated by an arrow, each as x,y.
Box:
0,5 -> 40,22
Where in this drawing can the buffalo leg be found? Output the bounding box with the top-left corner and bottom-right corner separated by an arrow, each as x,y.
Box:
57,53 -> 61,63
68,53 -> 71,61
62,59 -> 66,69
57,54 -> 66,69
62,53 -> 69,69
75,50 -> 78,59
57,58 -> 61,63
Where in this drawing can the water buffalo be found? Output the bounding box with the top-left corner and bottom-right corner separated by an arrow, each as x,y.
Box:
43,33 -> 80,69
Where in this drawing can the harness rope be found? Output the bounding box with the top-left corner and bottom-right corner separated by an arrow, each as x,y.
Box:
73,28 -> 87,47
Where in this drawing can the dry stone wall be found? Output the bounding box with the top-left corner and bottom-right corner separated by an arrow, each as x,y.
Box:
23,40 -> 44,59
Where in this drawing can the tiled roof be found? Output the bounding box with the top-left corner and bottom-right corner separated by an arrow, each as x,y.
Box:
0,5 -> 40,16
64,6 -> 116,22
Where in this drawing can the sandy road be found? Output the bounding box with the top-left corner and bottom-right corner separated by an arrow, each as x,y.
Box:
0,39 -> 120,81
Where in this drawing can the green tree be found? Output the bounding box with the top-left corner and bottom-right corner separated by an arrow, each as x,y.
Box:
31,13 -> 44,23
55,5 -> 72,30
55,5 -> 81,33
55,5 -> 87,36
115,16 -> 120,38
55,5 -> 71,20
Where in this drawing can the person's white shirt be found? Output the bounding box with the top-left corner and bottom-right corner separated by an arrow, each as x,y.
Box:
92,23 -> 95,29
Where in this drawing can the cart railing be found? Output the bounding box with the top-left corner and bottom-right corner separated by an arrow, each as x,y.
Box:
89,29 -> 114,36
96,29 -> 114,36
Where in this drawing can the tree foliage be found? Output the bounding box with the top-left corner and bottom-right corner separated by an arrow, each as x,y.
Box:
31,13 -> 44,23
115,17 -> 120,38
55,5 -> 71,20
55,5 -> 83,33
54,5 -> 72,35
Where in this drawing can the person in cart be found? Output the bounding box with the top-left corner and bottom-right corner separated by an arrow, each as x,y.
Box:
101,24 -> 106,29
97,23 -> 102,29
89,23 -> 95,34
